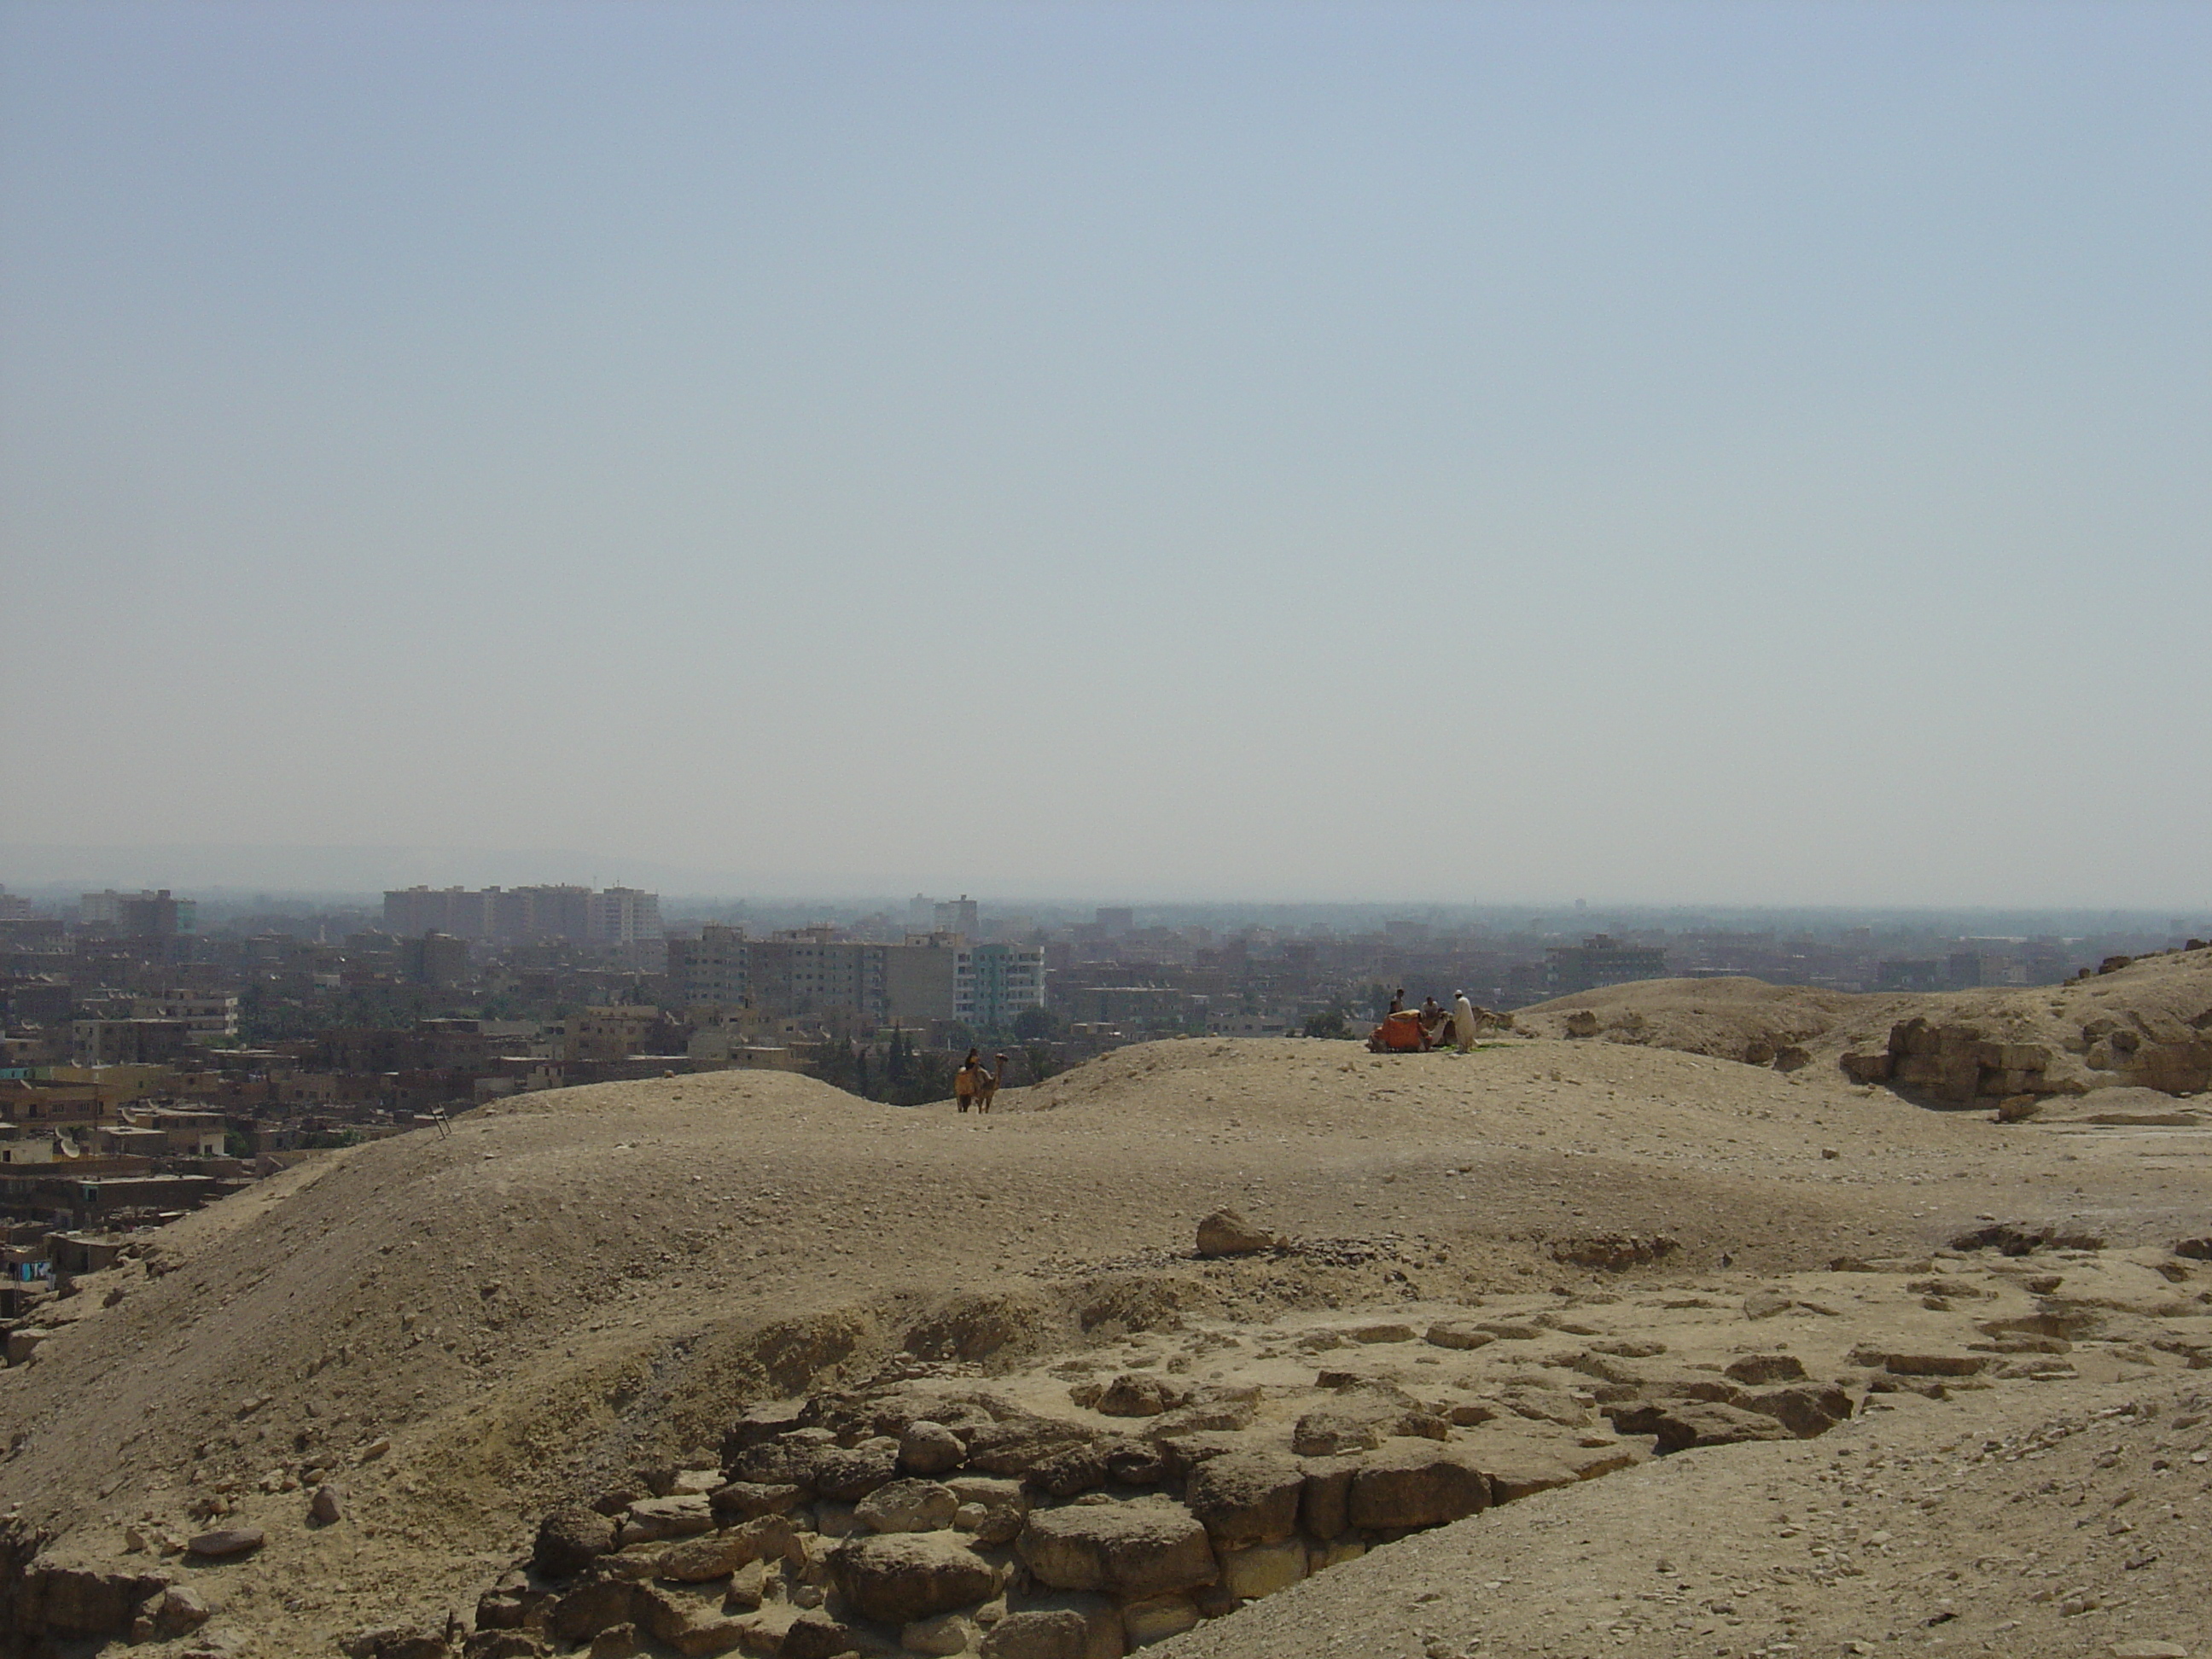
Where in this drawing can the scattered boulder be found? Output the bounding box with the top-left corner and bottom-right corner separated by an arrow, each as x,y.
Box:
653,1532 -> 757,1584
1097,1372 -> 1193,1417
1604,1400 -> 1794,1453
184,1528 -> 265,1561
547,1579 -> 639,1647
905,1611 -> 984,1656
899,1420 -> 966,1476
136,1584 -> 211,1642
949,1475 -> 1030,1545
1423,1321 -> 1493,1351
806,1436 -> 902,1501
1347,1323 -> 1417,1344
1550,1234 -> 1678,1272
855,1478 -> 959,1534
341,1626 -> 452,1659
1840,1051 -> 1893,1083
1722,1353 -> 1807,1385
1847,1346 -> 1991,1377
1737,1384 -> 1854,1438
707,1481 -> 800,1522
1291,1383 -> 1441,1456
309,1483 -> 346,1526
780,1610 -> 871,1659
1196,1209 -> 1278,1257
964,1416 -> 1098,1477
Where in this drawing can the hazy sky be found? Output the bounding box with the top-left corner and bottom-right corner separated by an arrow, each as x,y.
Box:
3,1 -> 2206,905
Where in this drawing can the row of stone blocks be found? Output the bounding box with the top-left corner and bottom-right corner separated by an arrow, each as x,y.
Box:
463,1374 -> 1672,1659
460,1353 -> 1866,1659
1838,1019 -> 2056,1102
483,1441 -> 1522,1657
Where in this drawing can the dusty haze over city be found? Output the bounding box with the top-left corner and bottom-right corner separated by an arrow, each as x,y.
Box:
3,1 -> 2208,908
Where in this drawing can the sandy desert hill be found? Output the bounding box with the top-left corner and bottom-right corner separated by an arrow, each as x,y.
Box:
0,951 -> 2205,1659
1511,948 -> 2212,1092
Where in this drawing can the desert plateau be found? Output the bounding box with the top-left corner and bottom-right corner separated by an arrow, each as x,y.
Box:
3,950 -> 2209,1659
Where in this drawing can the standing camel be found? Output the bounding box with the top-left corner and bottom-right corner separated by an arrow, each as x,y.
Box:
974,1052 -> 1009,1114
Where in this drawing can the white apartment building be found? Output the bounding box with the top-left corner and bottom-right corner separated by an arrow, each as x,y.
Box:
131,992 -> 240,1044
955,943 -> 1046,1030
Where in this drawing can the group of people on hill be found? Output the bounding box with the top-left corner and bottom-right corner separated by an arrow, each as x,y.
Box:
1370,987 -> 1483,1053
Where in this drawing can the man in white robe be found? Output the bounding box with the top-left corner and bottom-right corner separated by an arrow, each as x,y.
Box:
1452,990 -> 1478,1053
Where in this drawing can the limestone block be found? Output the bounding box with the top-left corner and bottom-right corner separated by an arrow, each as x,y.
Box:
654,1532 -> 754,1583
979,1609 -> 1086,1659
707,1480 -> 802,1522
1195,1208 -> 1278,1257
806,1436 -> 901,1501
1220,1538 -> 1307,1600
1298,1458 -> 1359,1540
948,1476 -> 1028,1545
1602,1400 -> 1793,1453
1738,1384 -> 1853,1439
1475,1454 -> 1579,1504
1839,1052 -> 1892,1083
1183,1452 -> 1304,1550
900,1421 -> 967,1476
632,1582 -> 748,1656
1120,1593 -> 1200,1648
1097,1374 -> 1192,1418
1423,1321 -> 1494,1351
963,1417 -> 1097,1478
830,1530 -> 997,1625
1346,1446 -> 1490,1530
547,1577 -> 639,1646
534,1508 -> 616,1577
1308,1535 -> 1365,1572
779,1610 -> 870,1659
32,1565 -> 173,1639
854,1478 -> 958,1534
1721,1353 -> 1806,1385
618,1495 -> 713,1545
1017,1498 -> 1217,1600
905,1610 -> 983,1656
998,1592 -> 1125,1659
1348,1323 -> 1416,1344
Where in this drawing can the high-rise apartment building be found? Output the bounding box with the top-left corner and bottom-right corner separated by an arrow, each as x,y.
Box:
381,884 -> 649,957
956,943 -> 1047,1029
1541,935 -> 1668,997
79,890 -> 195,935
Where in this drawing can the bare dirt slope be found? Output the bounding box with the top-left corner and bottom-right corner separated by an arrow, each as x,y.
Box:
2,987 -> 2208,1656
